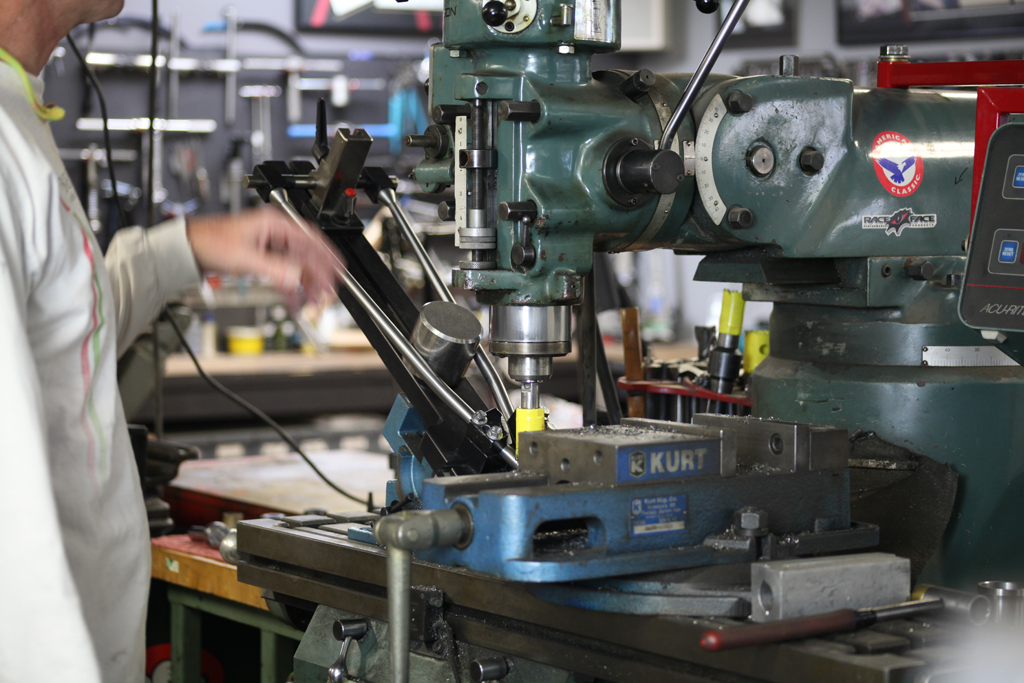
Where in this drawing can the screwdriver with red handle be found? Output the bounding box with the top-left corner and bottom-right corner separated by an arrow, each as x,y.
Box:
700,598 -> 945,652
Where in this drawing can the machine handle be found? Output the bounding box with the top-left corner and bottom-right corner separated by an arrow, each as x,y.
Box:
700,609 -> 858,651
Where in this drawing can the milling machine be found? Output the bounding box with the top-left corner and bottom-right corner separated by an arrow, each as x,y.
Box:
233,1 -> 1024,681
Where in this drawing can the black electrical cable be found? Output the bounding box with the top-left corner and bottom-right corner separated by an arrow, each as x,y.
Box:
67,22 -> 368,506
146,0 -> 159,228
65,35 -> 129,230
163,311 -> 369,506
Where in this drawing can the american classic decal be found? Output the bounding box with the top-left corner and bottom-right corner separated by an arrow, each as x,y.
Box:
872,131 -> 923,197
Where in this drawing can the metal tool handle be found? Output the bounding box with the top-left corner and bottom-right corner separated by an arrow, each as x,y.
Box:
700,609 -> 858,651
376,188 -> 514,422
327,619 -> 369,683
268,189 -> 518,469
659,0 -> 751,151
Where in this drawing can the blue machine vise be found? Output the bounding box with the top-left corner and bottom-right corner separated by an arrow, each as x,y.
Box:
375,398 -> 876,583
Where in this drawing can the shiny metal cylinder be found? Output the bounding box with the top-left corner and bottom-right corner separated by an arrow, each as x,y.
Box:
915,585 -> 990,626
376,189 -> 512,421
508,355 -> 553,385
978,581 -> 1024,627
521,382 -> 540,410
410,301 -> 482,387
490,305 -> 572,358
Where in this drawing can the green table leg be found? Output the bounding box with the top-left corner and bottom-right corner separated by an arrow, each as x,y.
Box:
261,629 -> 297,683
170,600 -> 202,683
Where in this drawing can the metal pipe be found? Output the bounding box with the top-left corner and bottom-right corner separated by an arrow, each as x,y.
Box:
375,509 -> 473,683
269,189 -> 518,468
580,274 -> 597,427
377,189 -> 514,421
387,546 -> 411,683
659,0 -> 751,151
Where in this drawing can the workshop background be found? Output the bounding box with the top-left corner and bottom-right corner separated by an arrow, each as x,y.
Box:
36,1 -> 1024,681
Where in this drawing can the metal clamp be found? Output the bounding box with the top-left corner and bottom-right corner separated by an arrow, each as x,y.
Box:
327,619 -> 369,683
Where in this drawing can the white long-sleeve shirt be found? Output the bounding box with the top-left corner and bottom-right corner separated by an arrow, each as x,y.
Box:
0,61 -> 200,681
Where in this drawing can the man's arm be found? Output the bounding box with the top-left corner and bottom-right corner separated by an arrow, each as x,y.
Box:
104,216 -> 201,357
105,207 -> 342,357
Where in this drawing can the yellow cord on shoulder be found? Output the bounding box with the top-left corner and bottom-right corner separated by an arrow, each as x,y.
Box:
0,45 -> 65,122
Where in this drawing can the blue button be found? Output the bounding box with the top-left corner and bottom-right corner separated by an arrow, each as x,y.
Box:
999,240 -> 1018,263
1014,165 -> 1024,189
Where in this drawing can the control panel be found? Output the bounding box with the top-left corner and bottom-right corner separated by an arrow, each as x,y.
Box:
960,124 -> 1024,331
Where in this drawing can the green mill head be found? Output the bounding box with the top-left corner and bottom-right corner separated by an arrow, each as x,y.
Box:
411,0 -> 977,309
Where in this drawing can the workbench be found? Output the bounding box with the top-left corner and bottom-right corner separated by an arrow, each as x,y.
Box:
151,535 -> 305,683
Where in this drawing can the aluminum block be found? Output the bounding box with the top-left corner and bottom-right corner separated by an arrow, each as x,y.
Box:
750,552 -> 910,622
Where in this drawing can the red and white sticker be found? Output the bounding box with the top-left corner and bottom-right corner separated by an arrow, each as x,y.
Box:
872,131 -> 923,197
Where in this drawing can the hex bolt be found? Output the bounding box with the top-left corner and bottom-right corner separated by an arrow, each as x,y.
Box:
726,91 -> 753,115
799,147 -> 825,174
779,54 -> 800,77
472,410 -> 488,426
906,259 -> 935,281
733,506 -> 769,537
620,69 -> 657,102
437,200 -> 456,222
880,44 -> 910,62
727,206 -> 754,230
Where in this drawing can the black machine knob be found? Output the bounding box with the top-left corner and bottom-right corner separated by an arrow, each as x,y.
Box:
906,259 -> 935,281
510,243 -> 536,269
333,619 -> 369,641
799,147 -> 825,174
482,1 -> 509,26
498,200 -> 538,223
726,91 -> 753,114
470,657 -> 510,682
617,148 -> 686,195
437,200 -> 456,222
620,69 -> 656,102
694,0 -> 720,14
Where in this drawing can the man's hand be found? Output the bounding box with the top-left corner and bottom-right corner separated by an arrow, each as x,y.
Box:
185,207 -> 343,307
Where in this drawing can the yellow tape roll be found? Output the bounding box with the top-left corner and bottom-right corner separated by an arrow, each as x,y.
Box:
515,407 -> 546,455
719,290 -> 746,337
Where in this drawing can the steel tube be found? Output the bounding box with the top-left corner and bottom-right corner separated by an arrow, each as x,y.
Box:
659,0 -> 751,151
387,546 -> 411,683
580,274 -> 597,427
377,189 -> 514,420
269,189 -> 518,468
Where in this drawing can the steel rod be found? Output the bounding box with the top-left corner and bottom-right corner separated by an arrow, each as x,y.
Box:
659,0 -> 751,151
387,546 -> 411,683
580,274 -> 598,427
270,189 -> 518,468
377,189 -> 514,422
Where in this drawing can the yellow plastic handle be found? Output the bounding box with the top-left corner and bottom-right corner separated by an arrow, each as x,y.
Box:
719,290 -> 746,337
